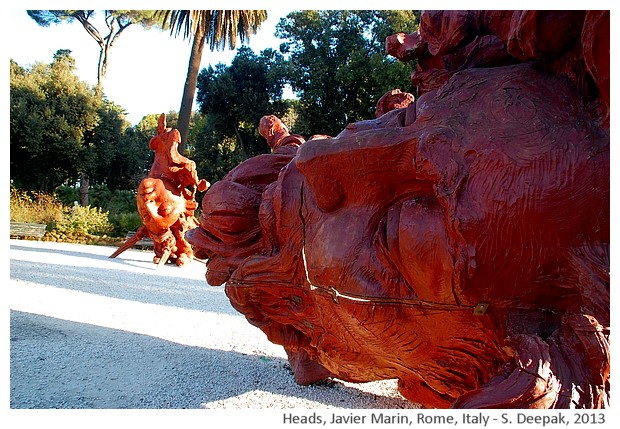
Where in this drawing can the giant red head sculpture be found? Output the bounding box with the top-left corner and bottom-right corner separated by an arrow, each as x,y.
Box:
186,11 -> 609,408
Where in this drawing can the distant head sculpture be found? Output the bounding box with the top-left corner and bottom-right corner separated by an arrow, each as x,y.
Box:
374,89 -> 414,118
187,11 -> 609,408
110,113 -> 209,267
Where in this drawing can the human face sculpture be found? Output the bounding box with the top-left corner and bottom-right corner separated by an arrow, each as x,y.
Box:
188,62 -> 609,408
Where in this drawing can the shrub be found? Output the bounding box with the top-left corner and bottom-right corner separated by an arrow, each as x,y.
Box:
56,184 -> 138,215
11,187 -> 114,236
10,188 -> 64,228
54,205 -> 114,235
107,189 -> 137,214
90,184 -> 137,215
55,185 -> 80,206
109,211 -> 143,236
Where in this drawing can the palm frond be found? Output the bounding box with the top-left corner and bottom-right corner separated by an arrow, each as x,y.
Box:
156,9 -> 267,50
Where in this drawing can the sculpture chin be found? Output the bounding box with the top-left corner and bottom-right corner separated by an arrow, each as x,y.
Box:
205,259 -> 231,286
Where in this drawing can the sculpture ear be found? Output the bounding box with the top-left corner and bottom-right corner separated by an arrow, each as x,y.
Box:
157,113 -> 166,136
296,128 -> 421,212
295,138 -> 345,212
167,129 -> 187,164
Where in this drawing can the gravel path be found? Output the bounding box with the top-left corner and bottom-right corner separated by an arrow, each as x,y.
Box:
8,239 -> 417,410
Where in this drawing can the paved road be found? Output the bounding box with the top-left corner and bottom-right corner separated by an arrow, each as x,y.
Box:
8,239 -> 414,412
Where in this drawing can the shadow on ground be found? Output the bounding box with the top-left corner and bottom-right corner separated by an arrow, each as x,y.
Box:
10,311 -> 415,409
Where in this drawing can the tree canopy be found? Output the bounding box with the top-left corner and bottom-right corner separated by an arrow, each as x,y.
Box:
189,10 -> 419,182
154,10 -> 268,153
194,46 -> 289,182
275,10 -> 418,136
10,53 -> 101,192
10,52 -> 150,193
12,10 -> 421,198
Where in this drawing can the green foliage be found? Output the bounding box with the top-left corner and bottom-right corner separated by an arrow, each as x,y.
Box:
193,116 -> 245,182
13,9 -> 421,211
27,10 -> 163,28
109,211 -> 143,236
54,205 -> 113,235
11,187 -> 114,235
55,185 -> 80,205
155,10 -> 267,49
55,183 -> 141,237
56,185 -> 141,236
190,10 -> 419,182
135,113 -> 162,133
10,54 -> 101,192
89,184 -> 137,214
275,10 -> 418,136
88,102 -> 151,190
155,10 -> 268,153
194,46 -> 291,182
10,188 -> 64,227
10,54 -> 153,194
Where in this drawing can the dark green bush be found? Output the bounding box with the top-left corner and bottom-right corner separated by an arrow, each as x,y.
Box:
55,185 -> 80,206
89,184 -> 136,214
109,211 -> 142,236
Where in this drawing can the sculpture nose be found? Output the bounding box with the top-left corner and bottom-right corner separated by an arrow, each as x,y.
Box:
198,181 -> 261,247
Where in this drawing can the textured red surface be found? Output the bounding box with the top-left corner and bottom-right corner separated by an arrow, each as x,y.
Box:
187,11 -> 609,408
111,113 -> 208,266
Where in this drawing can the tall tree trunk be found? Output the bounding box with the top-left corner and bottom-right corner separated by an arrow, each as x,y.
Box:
95,45 -> 109,98
233,124 -> 248,159
177,26 -> 207,154
79,173 -> 89,206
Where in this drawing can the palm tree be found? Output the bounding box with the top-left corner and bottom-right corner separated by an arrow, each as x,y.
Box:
156,10 -> 268,154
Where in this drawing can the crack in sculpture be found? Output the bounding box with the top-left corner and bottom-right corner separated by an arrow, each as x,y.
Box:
186,10 -> 609,408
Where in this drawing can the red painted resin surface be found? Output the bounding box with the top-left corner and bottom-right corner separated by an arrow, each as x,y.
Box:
111,113 -> 208,266
187,11 -> 609,408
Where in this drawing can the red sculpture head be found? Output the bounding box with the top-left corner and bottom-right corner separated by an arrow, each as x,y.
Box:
187,11 -> 609,408
375,89 -> 414,118
292,63 -> 609,407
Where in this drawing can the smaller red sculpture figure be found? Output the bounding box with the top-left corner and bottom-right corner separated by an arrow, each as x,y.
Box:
110,113 -> 209,267
335,88 -> 415,139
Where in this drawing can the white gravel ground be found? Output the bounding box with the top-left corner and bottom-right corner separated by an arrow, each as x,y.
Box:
7,239 -> 616,429
8,239 -> 417,410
